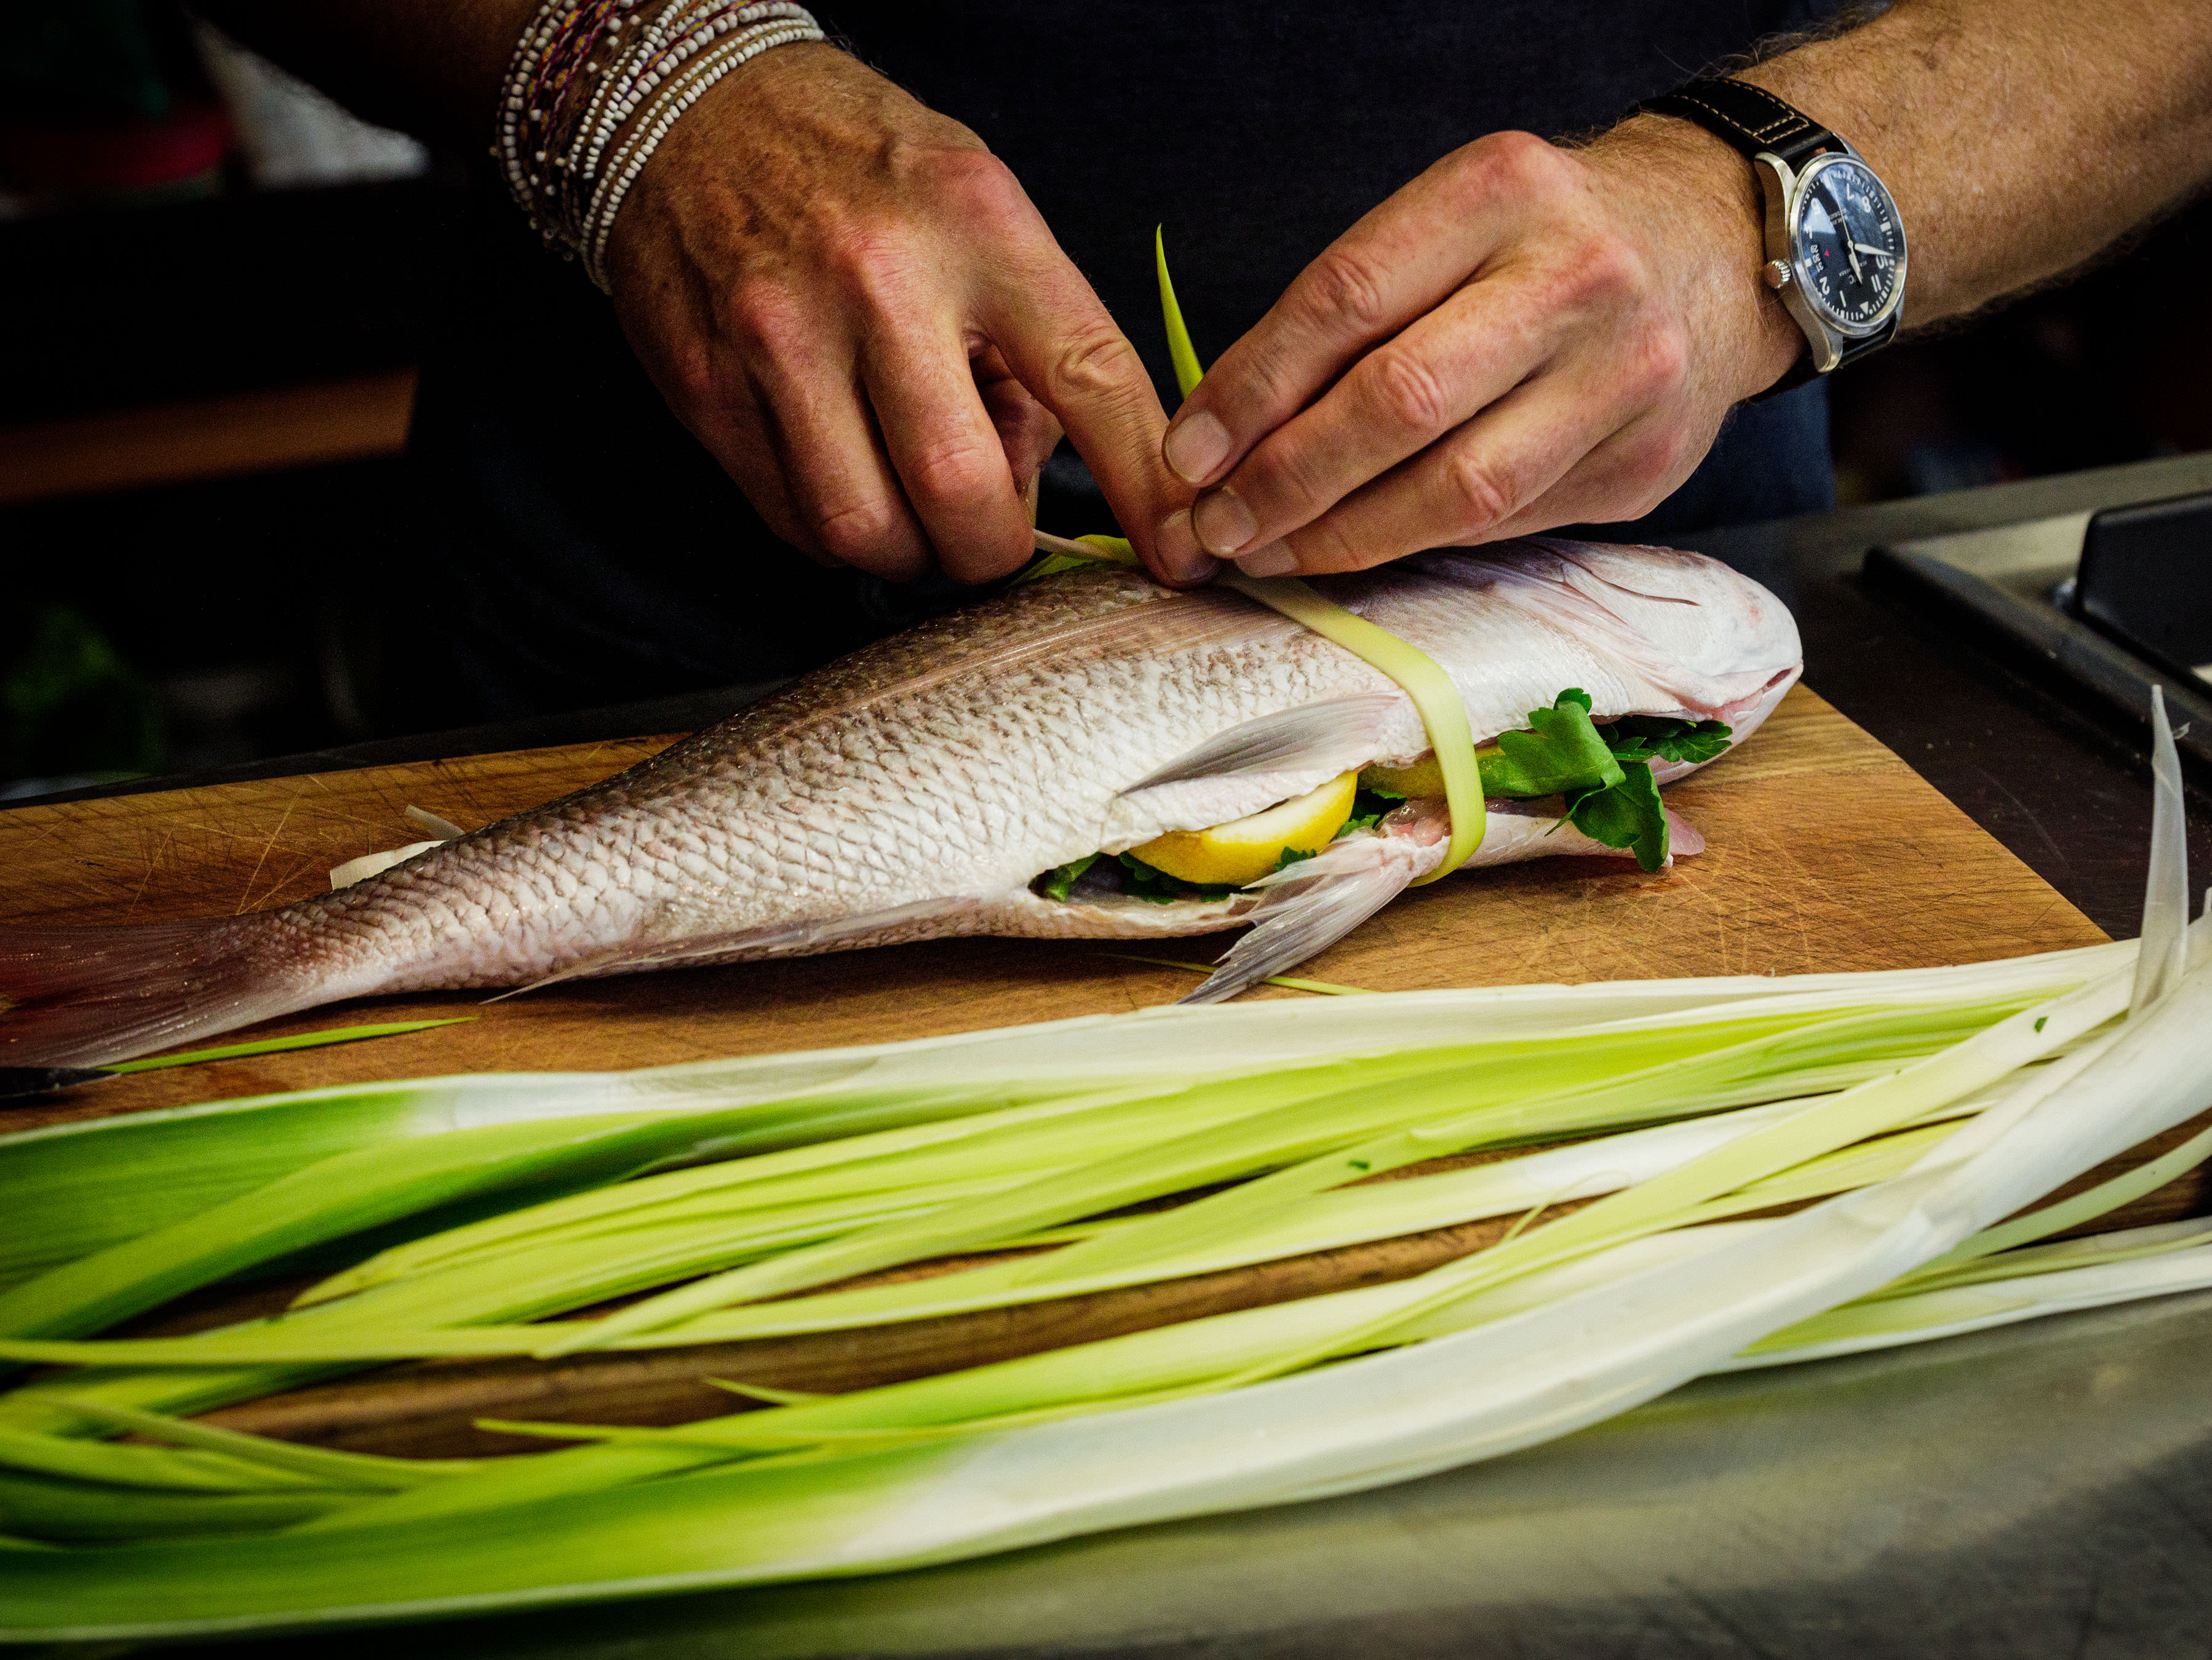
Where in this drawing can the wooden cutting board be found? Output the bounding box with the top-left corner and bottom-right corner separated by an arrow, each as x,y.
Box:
0,685 -> 2133,1458
0,685 -> 2104,1133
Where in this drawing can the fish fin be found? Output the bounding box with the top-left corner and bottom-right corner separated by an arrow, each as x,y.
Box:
490,898 -> 972,1000
0,917 -> 307,1069
1123,695 -> 1402,792
1177,837 -> 1417,1006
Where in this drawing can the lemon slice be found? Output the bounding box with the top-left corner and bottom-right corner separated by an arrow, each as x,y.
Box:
1132,770 -> 1360,888
1361,756 -> 1447,800
1361,745 -> 1506,801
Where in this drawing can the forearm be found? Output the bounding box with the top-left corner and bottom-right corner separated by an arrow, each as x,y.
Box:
1698,0 -> 2212,327
193,1 -> 535,143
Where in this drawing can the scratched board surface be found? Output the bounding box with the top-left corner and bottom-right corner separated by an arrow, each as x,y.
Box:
0,685 -> 2105,1133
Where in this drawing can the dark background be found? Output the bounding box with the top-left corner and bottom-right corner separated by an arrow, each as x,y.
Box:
4,6 -> 2210,798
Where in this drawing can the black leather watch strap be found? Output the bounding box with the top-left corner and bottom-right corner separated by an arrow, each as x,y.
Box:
1634,77 -> 1837,169
1634,76 -> 1895,401
1752,327 -> 1890,402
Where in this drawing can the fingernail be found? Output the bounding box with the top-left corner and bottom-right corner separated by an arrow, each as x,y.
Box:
1193,487 -> 1260,556
1163,410 -> 1231,485
1152,508 -> 1216,583
1235,541 -> 1297,578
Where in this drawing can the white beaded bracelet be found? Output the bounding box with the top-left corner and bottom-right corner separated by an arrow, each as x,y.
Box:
581,17 -> 824,290
492,0 -> 824,275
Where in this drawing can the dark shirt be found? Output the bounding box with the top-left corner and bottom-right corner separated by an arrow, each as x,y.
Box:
399,0 -> 1837,728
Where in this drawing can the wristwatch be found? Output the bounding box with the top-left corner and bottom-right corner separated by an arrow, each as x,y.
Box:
1634,76 -> 1908,397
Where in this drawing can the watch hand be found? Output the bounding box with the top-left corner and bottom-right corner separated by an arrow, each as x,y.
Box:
1828,198 -> 1867,282
1852,242 -> 1894,261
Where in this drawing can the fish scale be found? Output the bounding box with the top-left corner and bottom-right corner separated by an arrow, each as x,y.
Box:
0,540 -> 1801,1064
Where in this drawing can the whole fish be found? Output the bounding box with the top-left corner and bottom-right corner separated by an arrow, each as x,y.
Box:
0,539 -> 1800,1067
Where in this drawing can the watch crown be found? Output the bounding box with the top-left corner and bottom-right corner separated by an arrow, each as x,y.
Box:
1762,260 -> 1795,291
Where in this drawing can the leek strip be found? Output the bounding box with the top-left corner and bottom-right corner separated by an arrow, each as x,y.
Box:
1219,968 -> 2135,1386
36,1397 -> 472,1487
1027,533 -> 1490,882
1155,225 -> 1204,398
1222,570 -> 1487,881
1847,1216 -> 2212,1302
0,1428 -> 344,1495
1032,231 -> 1490,882
0,1472 -> 344,1542
538,1002 -> 1960,1354
1729,1222 -> 2212,1368
1107,954 -> 1374,994
0,935 -> 2128,1295
105,1020 -> 477,1075
1882,1117 -> 2212,1285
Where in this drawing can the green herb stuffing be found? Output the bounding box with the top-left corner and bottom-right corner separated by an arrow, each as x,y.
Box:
1367,690 -> 1732,876
1569,705 -> 1732,873
1116,852 -> 1241,904
1037,693 -> 1730,898
1482,689 -> 1625,797
1039,853 -> 1099,903
1562,761 -> 1670,872
1597,712 -> 1734,766
1339,789 -> 1398,835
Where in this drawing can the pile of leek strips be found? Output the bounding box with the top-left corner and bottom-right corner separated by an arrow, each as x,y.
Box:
1,896 -> 2205,1638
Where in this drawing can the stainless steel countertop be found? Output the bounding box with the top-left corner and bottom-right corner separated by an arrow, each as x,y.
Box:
276,1291 -> 2212,1660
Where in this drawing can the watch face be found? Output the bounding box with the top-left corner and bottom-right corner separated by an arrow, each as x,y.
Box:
1790,155 -> 1906,335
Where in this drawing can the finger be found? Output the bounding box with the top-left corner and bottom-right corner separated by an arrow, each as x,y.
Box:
861,321 -> 1040,584
749,320 -> 936,584
652,357 -> 835,561
1187,277 -> 1554,559
982,248 -> 1213,586
1162,132 -> 1566,492
972,343 -> 1063,501
1254,369 -> 1612,577
1480,409 -> 1713,541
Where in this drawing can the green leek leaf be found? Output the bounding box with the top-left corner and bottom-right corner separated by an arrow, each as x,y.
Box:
107,1019 -> 476,1075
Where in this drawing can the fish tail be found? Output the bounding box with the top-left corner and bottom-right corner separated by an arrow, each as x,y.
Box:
0,915 -> 311,1069
1178,836 -> 1424,1005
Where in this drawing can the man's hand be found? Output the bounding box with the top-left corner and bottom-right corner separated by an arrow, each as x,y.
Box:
1155,122 -> 1802,577
608,44 -> 1204,585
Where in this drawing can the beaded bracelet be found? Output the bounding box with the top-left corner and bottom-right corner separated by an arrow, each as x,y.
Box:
493,0 -> 824,274
495,0 -> 635,246
581,18 -> 823,289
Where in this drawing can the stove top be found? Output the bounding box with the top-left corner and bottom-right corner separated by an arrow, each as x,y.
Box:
1867,489 -> 2212,770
